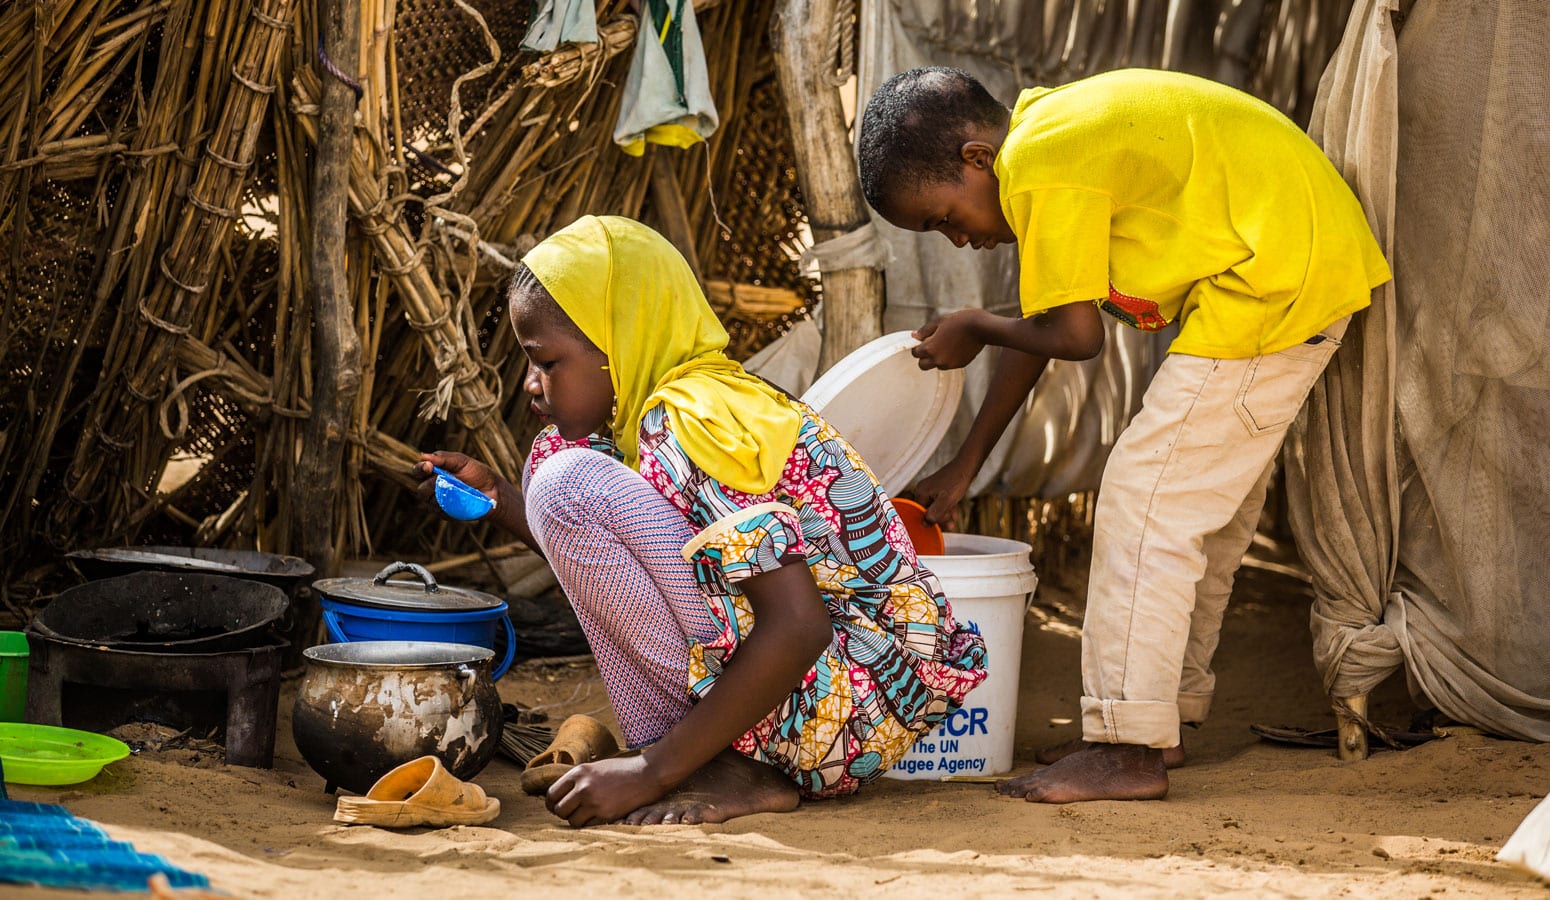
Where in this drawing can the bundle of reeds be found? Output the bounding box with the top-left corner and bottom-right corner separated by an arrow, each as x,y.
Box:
499,721 -> 559,768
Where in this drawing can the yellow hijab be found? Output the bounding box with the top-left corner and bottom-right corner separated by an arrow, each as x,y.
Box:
521,216 -> 802,495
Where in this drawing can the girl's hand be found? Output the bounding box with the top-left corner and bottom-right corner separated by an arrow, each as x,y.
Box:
911,309 -> 989,370
545,755 -> 667,827
541,564 -> 828,828
412,451 -> 498,513
412,450 -> 540,550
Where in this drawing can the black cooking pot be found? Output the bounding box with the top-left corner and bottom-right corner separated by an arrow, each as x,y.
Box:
34,571 -> 289,652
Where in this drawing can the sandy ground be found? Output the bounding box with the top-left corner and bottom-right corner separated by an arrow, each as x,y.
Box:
10,549 -> 1550,898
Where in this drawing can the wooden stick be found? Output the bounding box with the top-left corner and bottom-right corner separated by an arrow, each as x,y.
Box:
1335,692 -> 1371,761
649,148 -> 703,281
423,541 -> 533,574
171,335 -> 421,482
294,0 -> 365,656
771,0 -> 883,372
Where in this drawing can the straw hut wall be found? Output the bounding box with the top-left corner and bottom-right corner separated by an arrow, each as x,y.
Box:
0,0 -> 817,621
1,0 -> 1356,624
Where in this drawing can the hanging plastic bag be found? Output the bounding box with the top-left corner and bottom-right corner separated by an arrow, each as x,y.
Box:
614,0 -> 718,156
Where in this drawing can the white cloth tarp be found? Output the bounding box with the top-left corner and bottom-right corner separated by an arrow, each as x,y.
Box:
1286,0 -> 1550,739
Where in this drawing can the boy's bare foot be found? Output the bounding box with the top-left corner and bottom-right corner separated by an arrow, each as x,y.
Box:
998,742 -> 1168,803
620,749 -> 800,825
1035,737 -> 1186,768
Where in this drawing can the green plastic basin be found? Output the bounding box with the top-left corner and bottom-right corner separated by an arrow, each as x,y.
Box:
0,723 -> 131,785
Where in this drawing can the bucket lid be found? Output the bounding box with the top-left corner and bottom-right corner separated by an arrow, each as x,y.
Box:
313,562 -> 504,612
800,331 -> 962,496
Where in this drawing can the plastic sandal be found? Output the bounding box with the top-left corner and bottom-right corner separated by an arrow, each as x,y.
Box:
334,756 -> 500,827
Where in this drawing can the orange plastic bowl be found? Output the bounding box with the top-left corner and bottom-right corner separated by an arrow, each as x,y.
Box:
890,498 -> 945,556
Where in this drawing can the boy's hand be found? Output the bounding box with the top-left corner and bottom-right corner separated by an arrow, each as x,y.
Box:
412,450 -> 498,514
912,309 -> 988,370
913,457 -> 976,526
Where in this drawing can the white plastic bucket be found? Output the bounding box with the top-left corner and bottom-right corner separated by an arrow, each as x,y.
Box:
885,533 -> 1038,780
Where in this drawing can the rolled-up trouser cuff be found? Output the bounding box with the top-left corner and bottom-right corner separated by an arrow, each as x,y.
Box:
1176,691 -> 1213,726
1081,696 -> 1180,749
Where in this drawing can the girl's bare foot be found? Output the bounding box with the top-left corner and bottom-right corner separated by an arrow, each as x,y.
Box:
998,743 -> 1168,803
1035,737 -> 1186,768
620,749 -> 800,825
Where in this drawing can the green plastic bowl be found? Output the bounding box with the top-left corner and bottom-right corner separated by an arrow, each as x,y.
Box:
0,723 -> 131,785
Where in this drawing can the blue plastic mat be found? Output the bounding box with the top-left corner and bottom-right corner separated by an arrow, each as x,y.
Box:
0,798 -> 211,893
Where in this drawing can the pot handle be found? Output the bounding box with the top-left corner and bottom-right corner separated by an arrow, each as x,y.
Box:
321,608 -> 350,643
492,614 -> 517,681
371,561 -> 440,593
452,664 -> 478,710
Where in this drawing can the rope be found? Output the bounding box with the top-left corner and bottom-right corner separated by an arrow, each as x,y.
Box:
157,256 -> 208,296
249,8 -> 291,31
1330,697 -> 1413,751
203,144 -> 252,172
138,296 -> 193,335
316,37 -> 364,101
158,365 -> 271,440
186,191 -> 240,219
355,192 -> 402,236
125,379 -> 161,403
455,392 -> 502,430
355,216 -> 394,236
823,0 -> 857,88
402,306 -> 452,331
700,142 -> 731,239
230,69 -> 276,96
451,359 -> 507,425
158,371 -> 191,441
94,427 -> 135,452
377,246 -> 426,276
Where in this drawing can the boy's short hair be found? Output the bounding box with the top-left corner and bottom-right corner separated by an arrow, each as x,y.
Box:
858,67 -> 1008,214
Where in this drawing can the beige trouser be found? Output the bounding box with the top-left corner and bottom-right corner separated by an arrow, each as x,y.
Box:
1080,316 -> 1350,749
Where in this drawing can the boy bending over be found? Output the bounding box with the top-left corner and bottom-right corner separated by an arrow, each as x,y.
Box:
858,67 -> 1390,803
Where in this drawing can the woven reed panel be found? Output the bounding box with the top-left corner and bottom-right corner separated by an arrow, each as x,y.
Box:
393,0 -> 531,144
701,73 -> 816,362
0,181 -> 104,415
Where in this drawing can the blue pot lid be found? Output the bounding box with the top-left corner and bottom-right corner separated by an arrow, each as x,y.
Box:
313,562 -> 503,612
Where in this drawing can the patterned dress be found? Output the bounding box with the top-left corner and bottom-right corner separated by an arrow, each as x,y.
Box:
525,401 -> 988,797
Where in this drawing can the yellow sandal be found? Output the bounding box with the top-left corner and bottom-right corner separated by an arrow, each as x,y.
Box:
334,756 -> 500,827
